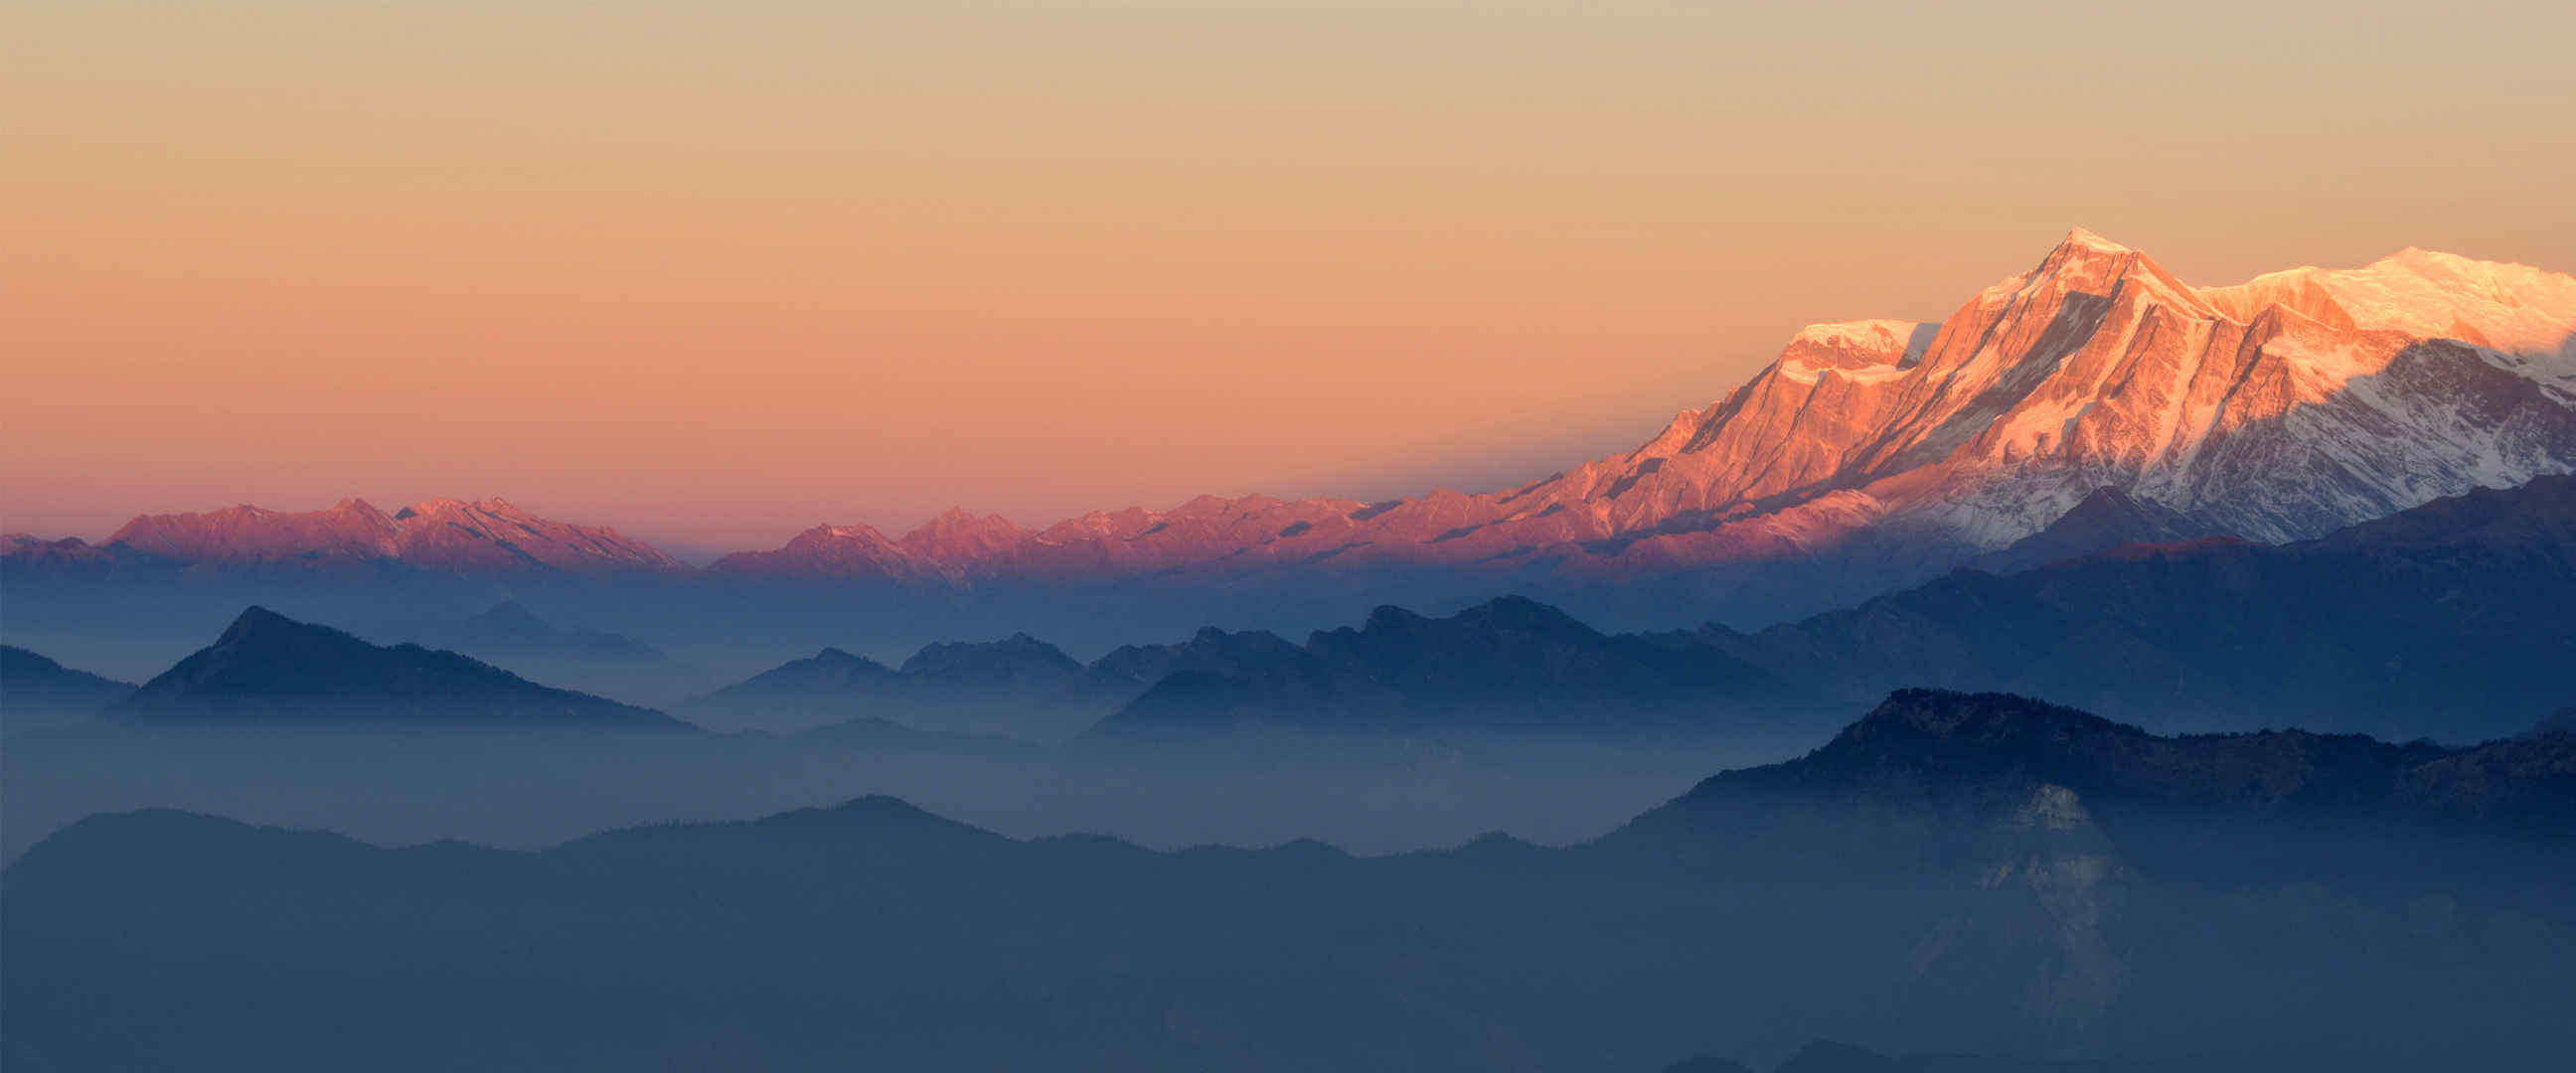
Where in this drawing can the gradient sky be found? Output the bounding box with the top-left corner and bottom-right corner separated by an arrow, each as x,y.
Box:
7,1 -> 2573,554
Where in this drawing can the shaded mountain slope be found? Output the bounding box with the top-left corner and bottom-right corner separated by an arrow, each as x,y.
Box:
1095,595 -> 1801,740
1689,476 -> 2576,740
106,608 -> 693,731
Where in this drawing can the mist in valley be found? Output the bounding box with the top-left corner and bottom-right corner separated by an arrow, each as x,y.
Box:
0,724 -> 1808,865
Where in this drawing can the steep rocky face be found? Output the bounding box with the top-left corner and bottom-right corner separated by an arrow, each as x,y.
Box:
89,498 -> 681,575
674,647 -> 901,731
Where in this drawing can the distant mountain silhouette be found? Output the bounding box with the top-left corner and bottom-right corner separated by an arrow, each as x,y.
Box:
381,600 -> 710,706
13,236 -> 2572,645
678,646 -> 900,729
1091,595 -> 1799,741
1686,476 -> 2576,740
0,646 -> 135,733
674,476 -> 2573,745
104,607 -> 694,731
438,601 -> 667,662
8,690 -> 2571,1072
1079,626 -> 1309,698
679,633 -> 1095,738
898,632 -> 1085,693
683,593 -> 1805,744
1614,690 -> 2574,853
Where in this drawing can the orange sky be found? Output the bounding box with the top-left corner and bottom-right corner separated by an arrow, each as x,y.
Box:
6,1 -> 2573,554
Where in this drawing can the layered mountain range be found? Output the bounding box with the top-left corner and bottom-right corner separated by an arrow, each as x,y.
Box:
14,473 -> 2568,743
1079,476 -> 2575,743
9,690 -> 2570,1072
12,232 -> 2571,612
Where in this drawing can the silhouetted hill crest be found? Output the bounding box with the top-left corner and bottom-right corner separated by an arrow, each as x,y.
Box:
107,607 -> 691,732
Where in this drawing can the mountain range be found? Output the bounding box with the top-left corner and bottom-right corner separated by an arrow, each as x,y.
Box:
1058,476 -> 2574,744
14,471 -> 2567,744
8,690 -> 2569,1072
102,607 -> 692,732
21,467 -> 2541,743
11,233 -> 2571,632
677,632 -> 1096,739
17,497 -> 683,577
1686,475 -> 2576,740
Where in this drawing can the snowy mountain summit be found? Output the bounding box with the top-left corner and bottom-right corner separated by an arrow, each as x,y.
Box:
754,227 -> 2572,587
16,231 -> 2574,607
1554,227 -> 2576,551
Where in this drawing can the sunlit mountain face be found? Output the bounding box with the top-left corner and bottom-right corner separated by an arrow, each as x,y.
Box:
8,239 -> 2576,1072
10,2 -> 2576,1069
14,233 -> 2574,603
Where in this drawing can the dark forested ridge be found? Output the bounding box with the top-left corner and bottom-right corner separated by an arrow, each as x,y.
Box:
8,690 -> 2570,1072
17,477 -> 2576,748
1679,476 -> 2576,740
